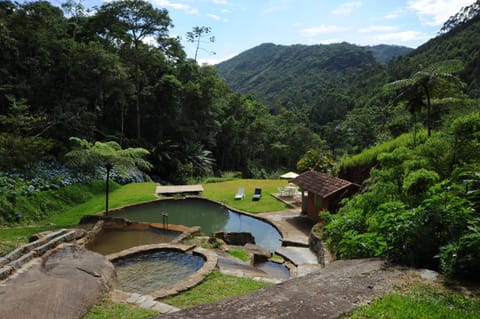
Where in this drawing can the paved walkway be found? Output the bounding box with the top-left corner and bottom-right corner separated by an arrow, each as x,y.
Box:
258,208 -> 323,273
258,208 -> 314,247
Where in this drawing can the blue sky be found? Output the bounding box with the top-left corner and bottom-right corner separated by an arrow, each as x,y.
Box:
72,0 -> 473,63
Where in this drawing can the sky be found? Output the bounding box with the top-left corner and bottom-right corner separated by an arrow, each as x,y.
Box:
66,0 -> 474,64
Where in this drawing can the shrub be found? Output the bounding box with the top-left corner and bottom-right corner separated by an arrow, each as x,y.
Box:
440,231 -> 480,281
336,230 -> 386,259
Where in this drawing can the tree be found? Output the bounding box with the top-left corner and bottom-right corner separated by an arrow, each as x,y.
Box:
96,0 -> 172,139
186,26 -> 215,62
297,149 -> 336,174
385,60 -> 464,137
65,137 -> 152,214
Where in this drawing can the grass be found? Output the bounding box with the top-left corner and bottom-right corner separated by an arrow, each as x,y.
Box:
344,281 -> 480,319
202,179 -> 291,213
271,253 -> 284,263
227,248 -> 250,262
160,271 -> 272,309
50,182 -> 157,225
82,298 -> 157,319
338,130 -> 427,171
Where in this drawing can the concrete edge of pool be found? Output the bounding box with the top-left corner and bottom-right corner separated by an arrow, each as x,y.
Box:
106,243 -> 218,300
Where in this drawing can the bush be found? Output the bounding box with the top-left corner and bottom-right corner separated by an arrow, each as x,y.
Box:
336,230 -> 386,259
440,231 -> 480,281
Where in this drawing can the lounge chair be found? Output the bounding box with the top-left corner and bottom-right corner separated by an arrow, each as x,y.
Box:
252,188 -> 262,201
234,187 -> 245,200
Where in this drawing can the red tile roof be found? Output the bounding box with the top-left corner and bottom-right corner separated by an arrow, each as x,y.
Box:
290,171 -> 358,198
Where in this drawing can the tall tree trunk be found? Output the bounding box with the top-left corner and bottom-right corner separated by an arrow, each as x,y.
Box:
425,85 -> 432,137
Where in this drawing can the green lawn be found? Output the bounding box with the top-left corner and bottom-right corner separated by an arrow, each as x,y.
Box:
344,282 -> 480,319
203,179 -> 291,213
82,299 -> 158,319
160,271 -> 271,309
50,182 -> 158,225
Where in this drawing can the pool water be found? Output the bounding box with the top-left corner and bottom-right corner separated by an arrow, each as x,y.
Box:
111,198 -> 282,252
255,261 -> 290,280
113,250 -> 205,294
87,228 -> 181,255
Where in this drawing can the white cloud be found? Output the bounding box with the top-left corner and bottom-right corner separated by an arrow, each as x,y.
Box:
359,25 -> 399,33
264,0 -> 290,13
408,0 -> 473,25
153,0 -> 199,14
301,25 -> 350,37
331,1 -> 363,16
207,13 -> 221,20
319,38 -> 340,44
210,0 -> 230,4
384,8 -> 405,19
375,30 -> 429,42
264,5 -> 288,13
198,58 -> 220,65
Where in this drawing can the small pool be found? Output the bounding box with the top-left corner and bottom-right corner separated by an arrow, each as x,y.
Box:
111,198 -> 282,252
86,228 -> 181,255
113,249 -> 205,295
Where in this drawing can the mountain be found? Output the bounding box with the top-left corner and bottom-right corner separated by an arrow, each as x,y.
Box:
363,44 -> 413,64
215,42 -> 410,113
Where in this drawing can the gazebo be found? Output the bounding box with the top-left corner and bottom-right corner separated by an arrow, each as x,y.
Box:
290,171 -> 359,222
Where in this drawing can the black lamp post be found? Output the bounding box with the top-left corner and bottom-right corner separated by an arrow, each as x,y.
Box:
105,162 -> 113,215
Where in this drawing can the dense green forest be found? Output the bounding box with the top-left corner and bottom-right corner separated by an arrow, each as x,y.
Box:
0,0 -> 326,182
1,0 -> 480,280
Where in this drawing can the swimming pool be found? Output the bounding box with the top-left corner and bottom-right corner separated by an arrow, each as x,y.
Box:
110,198 -> 282,252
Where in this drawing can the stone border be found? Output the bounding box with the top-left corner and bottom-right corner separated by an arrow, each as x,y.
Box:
106,243 -> 218,299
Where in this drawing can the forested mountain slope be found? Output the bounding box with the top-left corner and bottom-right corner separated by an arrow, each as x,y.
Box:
388,14 -> 480,96
365,44 -> 413,64
215,42 -> 410,112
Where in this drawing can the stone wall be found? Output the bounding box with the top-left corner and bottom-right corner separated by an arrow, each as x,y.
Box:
309,226 -> 325,266
0,229 -> 77,281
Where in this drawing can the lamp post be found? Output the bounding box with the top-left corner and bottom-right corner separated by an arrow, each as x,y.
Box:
105,162 -> 113,215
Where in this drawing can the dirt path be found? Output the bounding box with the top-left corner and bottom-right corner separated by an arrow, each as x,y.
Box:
158,258 -> 408,319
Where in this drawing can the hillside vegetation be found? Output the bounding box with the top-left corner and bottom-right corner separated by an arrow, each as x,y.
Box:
216,42 -> 408,114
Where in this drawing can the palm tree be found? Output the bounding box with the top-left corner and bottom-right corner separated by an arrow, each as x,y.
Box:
65,137 -> 152,214
385,60 -> 464,137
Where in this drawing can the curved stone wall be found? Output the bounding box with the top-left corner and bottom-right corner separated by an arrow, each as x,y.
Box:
106,243 -> 217,299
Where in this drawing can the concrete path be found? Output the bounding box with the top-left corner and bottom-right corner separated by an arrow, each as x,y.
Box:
276,246 -> 319,265
259,209 -> 314,247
